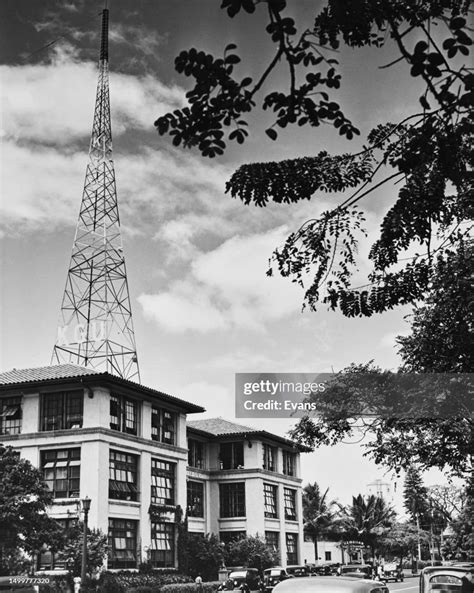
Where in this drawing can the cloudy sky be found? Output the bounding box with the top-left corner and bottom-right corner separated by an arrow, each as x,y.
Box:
0,0 -> 449,510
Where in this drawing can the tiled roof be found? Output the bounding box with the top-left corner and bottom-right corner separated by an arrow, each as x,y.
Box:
187,418 -> 261,436
0,364 -> 204,413
0,364 -> 100,384
187,417 -> 309,451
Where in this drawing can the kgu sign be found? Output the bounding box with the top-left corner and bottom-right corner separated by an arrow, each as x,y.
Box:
56,321 -> 106,346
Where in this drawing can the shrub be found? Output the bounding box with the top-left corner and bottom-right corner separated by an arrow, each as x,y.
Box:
97,571 -> 193,593
161,582 -> 221,593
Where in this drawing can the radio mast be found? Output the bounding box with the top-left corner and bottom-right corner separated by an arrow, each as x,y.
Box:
52,9 -> 140,382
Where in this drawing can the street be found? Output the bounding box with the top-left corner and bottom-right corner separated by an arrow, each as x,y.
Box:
387,580 -> 419,593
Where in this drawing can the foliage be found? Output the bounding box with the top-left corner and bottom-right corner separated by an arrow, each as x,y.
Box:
97,571 -> 191,593
181,533 -> 224,581
55,522 -> 108,577
378,522 -> 430,563
39,577 -> 73,593
0,549 -> 32,577
225,535 -> 279,570
302,483 -> 338,561
441,475 -> 474,561
155,0 -> 473,317
97,573 -> 126,593
0,445 -> 62,572
403,466 -> 430,529
428,484 -> 466,524
176,506 -> 189,576
289,361 -> 472,478
161,583 -> 221,593
397,244 -> 474,372
336,494 -> 396,557
288,245 -> 473,479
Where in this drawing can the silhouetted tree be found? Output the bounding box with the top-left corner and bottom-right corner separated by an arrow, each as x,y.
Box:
156,0 -> 472,318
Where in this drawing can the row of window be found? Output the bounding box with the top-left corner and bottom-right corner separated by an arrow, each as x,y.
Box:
189,480 -> 298,520
0,398 -> 297,477
41,447 -> 299,521
260,483 -> 298,521
0,393 -> 177,446
188,438 -> 297,476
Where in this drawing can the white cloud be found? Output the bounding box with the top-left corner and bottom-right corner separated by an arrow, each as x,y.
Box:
175,382 -> 233,419
109,23 -> 166,58
0,44 -> 184,145
139,290 -> 227,332
138,227 -> 303,333
0,141 -> 84,231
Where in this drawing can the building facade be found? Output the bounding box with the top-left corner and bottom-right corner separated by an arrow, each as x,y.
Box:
186,418 -> 305,566
0,365 -> 306,570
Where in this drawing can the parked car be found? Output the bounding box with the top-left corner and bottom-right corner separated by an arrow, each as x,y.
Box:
382,563 -> 404,582
263,568 -> 292,592
223,569 -> 262,592
273,576 -> 388,593
286,566 -> 311,578
311,563 -> 340,576
338,566 -> 373,579
420,564 -> 474,593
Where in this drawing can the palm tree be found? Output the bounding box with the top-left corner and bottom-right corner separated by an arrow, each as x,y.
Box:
340,494 -> 396,560
302,482 -> 338,563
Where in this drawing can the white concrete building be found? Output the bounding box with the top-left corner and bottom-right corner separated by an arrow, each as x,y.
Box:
0,364 -> 306,570
186,418 -> 305,565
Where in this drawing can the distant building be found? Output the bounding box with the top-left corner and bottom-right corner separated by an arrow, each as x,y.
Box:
0,365 -> 306,570
367,478 -> 396,505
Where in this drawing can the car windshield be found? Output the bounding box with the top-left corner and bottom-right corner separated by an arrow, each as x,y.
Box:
430,576 -> 462,585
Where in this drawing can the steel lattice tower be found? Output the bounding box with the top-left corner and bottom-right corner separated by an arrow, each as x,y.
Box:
52,9 -> 140,382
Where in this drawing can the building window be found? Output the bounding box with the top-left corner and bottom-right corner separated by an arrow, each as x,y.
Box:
109,450 -> 138,501
108,519 -> 138,569
286,533 -> 298,565
284,488 -> 297,521
110,395 -> 139,435
220,482 -> 246,518
151,406 -> 176,445
41,448 -> 80,498
219,531 -> 246,545
0,396 -> 22,435
150,521 -> 175,567
41,391 -> 83,431
282,451 -> 296,476
151,459 -> 175,506
325,551 -> 332,561
264,483 -> 278,518
188,439 -> 204,469
187,481 -> 204,517
263,444 -> 277,472
265,531 -> 280,552
219,442 -> 244,470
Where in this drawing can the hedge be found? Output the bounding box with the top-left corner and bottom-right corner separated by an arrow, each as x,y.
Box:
161,582 -> 221,593
98,571 -> 193,593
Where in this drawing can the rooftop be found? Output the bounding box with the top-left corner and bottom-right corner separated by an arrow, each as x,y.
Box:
0,364 -> 204,413
187,417 -> 310,451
